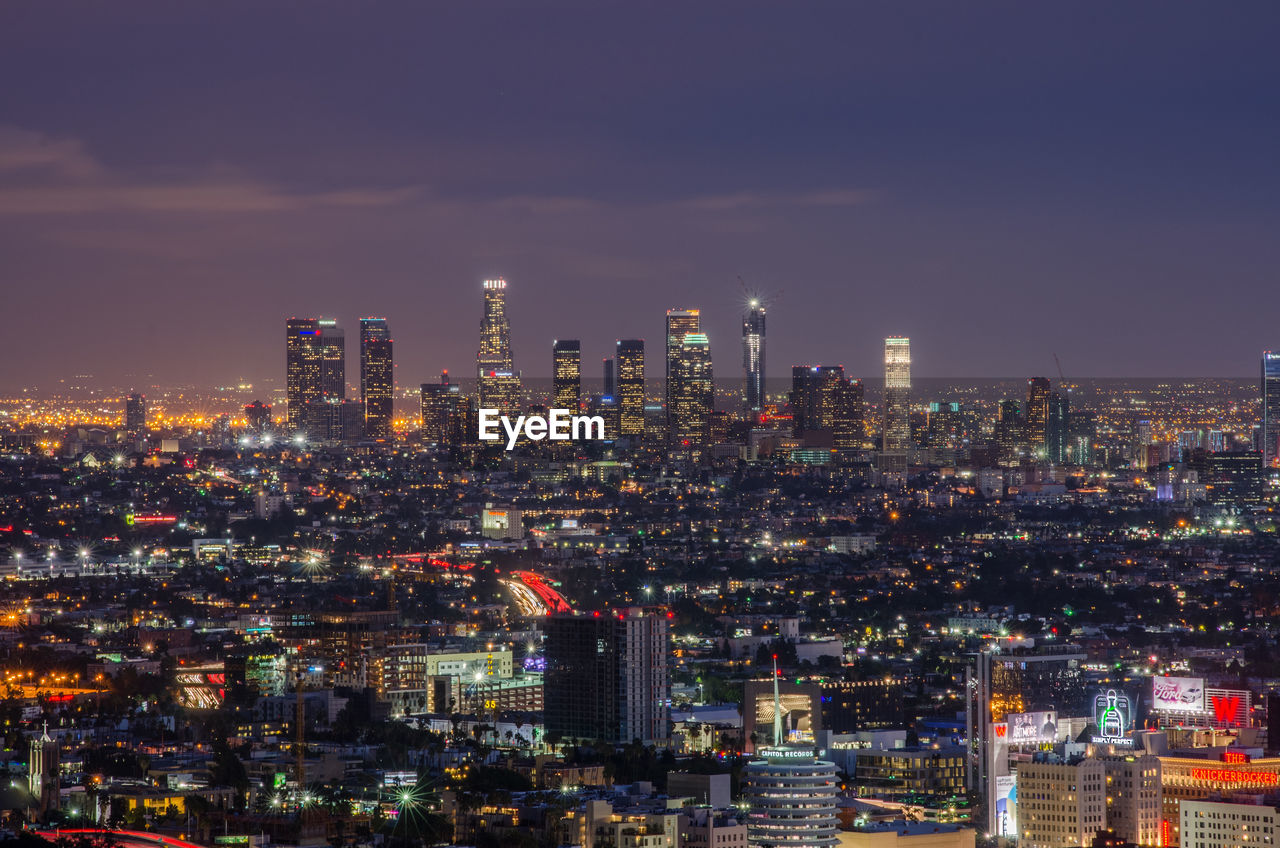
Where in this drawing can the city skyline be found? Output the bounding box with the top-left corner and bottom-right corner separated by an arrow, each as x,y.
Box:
4,3 -> 1280,390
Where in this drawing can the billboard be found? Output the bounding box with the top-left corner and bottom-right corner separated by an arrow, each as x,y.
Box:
1092,688 -> 1137,746
1152,676 -> 1205,713
1006,711 -> 1058,744
994,775 -> 1017,837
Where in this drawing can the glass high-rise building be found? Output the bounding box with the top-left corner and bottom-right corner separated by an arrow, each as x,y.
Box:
1026,376 -> 1051,456
602,358 -> 615,399
615,340 -> 645,437
360,318 -> 393,439
286,317 -> 345,435
743,301 -> 766,414
665,308 -> 701,425
286,317 -> 319,431
1046,391 -> 1070,464
125,392 -> 146,435
476,278 -> 520,415
420,371 -> 464,446
544,609 -> 670,745
671,333 -> 713,446
790,366 -> 863,451
882,337 -> 911,451
1263,351 -> 1280,466
552,340 -> 581,410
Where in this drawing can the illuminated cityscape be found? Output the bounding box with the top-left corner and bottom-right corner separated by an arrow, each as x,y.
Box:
3,6 -> 1280,848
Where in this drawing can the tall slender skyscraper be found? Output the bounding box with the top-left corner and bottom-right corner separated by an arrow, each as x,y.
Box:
743,301 -> 766,414
286,317 -> 319,431
671,333 -> 713,446
882,337 -> 911,451
477,278 -> 520,415
1046,391 -> 1069,464
125,392 -> 146,435
615,340 -> 645,437
286,317 -> 345,434
1264,351 -> 1280,466
360,318 -> 393,439
602,358 -> 615,399
666,309 -> 701,425
1025,376 -> 1051,456
553,340 -> 581,410
421,370 -> 464,446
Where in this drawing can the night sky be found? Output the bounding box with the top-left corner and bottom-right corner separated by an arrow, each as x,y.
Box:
2,2 -> 1279,391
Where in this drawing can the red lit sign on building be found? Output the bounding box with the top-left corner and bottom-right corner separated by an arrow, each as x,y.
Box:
1221,751 -> 1250,764
1211,694 -> 1242,725
1189,767 -> 1278,785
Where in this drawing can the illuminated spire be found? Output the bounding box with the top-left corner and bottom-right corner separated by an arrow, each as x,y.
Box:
772,653 -> 783,747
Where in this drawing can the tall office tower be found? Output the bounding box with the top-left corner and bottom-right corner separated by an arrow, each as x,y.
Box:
1263,351 -> 1280,466
882,337 -> 911,451
552,340 -> 581,410
544,609 -> 670,745
476,278 -> 521,414
1045,391 -> 1069,464
28,724 -> 60,816
744,664 -> 839,848
666,308 -> 701,424
671,333 -> 713,446
832,378 -> 865,451
316,319 -> 346,400
743,300 -> 766,414
995,399 -> 1025,464
286,317 -> 345,435
125,392 -> 146,435
602,358 -> 615,399
286,317 -> 320,430
1025,376 -> 1051,455
790,366 -> 863,449
926,401 -> 962,449
360,318 -> 393,439
244,401 -> 271,435
615,340 -> 646,436
420,371 -> 464,446
1069,411 -> 1096,466
966,647 -> 1089,835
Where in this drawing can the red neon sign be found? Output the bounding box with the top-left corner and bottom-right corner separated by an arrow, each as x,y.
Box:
1212,694 -> 1241,725
1190,767 -> 1277,785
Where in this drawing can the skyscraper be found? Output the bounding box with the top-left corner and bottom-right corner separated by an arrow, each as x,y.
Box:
1263,351 -> 1280,466
544,609 -> 670,745
1046,391 -> 1069,464
789,366 -> 863,450
360,318 -> 393,439
244,401 -> 271,435
286,317 -> 345,436
602,358 -> 615,399
553,340 -> 581,410
125,392 -> 146,435
743,301 -> 766,414
615,339 -> 645,437
666,309 -> 701,425
476,278 -> 520,415
1025,376 -> 1051,456
671,333 -> 713,446
882,337 -> 911,451
421,371 -> 464,446
286,317 -> 319,431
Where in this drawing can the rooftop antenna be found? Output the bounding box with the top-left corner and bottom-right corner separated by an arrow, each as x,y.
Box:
772,653 -> 783,747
